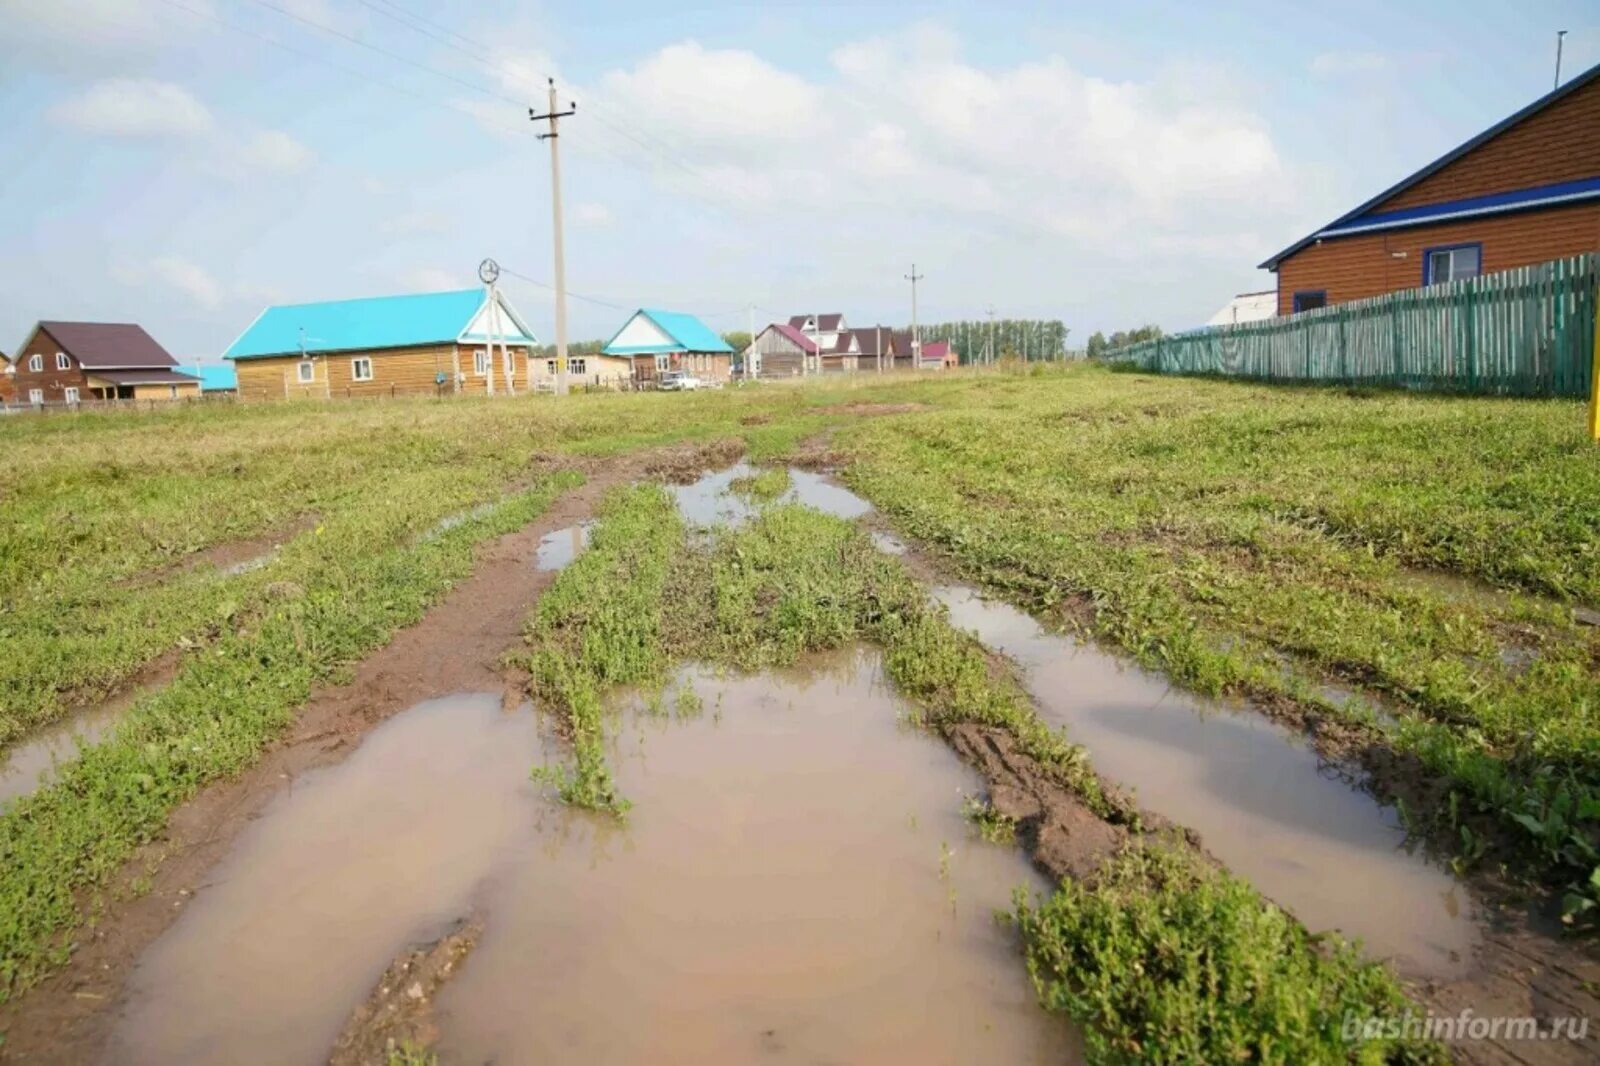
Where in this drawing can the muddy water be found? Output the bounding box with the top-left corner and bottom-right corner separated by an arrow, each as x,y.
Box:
107,695 -> 543,1065
108,650 -> 1074,1064
536,522 -> 591,571
935,586 -> 1479,979
0,697 -> 129,809
672,462 -> 878,531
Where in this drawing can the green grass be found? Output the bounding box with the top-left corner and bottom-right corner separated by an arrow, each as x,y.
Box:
728,465 -> 791,502
1014,844 -> 1442,1064
835,364 -> 1600,912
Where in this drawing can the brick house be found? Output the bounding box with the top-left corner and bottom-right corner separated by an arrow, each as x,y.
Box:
1260,60 -> 1600,315
9,322 -> 199,405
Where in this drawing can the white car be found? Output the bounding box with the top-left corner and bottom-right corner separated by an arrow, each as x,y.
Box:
658,371 -> 701,391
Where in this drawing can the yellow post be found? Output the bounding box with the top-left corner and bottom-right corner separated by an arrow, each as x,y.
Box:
1592,282 -> 1600,442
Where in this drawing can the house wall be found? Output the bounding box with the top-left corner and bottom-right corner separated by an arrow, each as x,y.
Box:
529,353 -> 632,388
131,381 -> 201,401
0,358 -> 14,403
1275,201 -> 1600,316
1378,76 -> 1600,212
234,344 -> 534,401
11,326 -> 89,403
627,351 -> 732,383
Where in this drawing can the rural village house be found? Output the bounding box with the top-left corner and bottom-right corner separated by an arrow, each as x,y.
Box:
1261,59 -> 1600,316
8,321 -> 198,405
744,318 -> 955,376
226,288 -> 546,400
178,363 -> 239,395
0,351 -> 13,403
602,308 -> 734,384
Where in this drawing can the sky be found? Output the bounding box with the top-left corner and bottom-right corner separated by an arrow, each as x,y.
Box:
1,0 -> 1597,359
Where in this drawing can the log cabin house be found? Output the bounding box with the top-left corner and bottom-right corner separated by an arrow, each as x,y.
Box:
8,321 -> 198,405
1260,60 -> 1600,315
602,308 -> 734,385
225,288 -> 539,401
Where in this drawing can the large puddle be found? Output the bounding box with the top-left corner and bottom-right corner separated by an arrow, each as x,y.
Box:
671,461 -> 874,528
935,586 -> 1479,979
0,699 -> 128,809
108,650 -> 1075,1064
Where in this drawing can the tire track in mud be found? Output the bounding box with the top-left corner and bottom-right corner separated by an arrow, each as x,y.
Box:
0,445 -> 736,1063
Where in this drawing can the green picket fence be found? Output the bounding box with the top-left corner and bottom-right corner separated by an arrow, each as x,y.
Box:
1101,253 -> 1598,398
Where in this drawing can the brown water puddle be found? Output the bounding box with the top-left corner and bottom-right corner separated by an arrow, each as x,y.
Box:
671,462 -> 875,528
106,649 -> 1075,1064
535,521 -> 591,571
935,586 -> 1479,980
0,697 -> 129,809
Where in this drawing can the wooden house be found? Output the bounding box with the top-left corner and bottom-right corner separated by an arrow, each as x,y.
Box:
1260,60 -> 1600,315
602,309 -> 734,384
225,288 -> 538,401
747,322 -> 818,377
9,321 -> 199,405
0,351 -> 13,404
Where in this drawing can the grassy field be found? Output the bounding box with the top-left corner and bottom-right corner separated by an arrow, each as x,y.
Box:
0,365 -> 1595,1054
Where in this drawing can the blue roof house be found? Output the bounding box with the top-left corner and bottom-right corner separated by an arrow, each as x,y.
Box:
179,363 -> 239,393
223,288 -> 540,400
602,309 -> 734,384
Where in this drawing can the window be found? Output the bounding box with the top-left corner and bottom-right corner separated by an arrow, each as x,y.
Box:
351,356 -> 374,382
473,349 -> 489,376
570,357 -> 586,376
296,360 -> 315,384
654,354 -> 670,372
64,387 -> 79,404
28,353 -> 42,372
55,352 -> 70,370
1424,243 -> 1481,285
547,359 -> 557,376
28,388 -> 43,405
1292,290 -> 1327,313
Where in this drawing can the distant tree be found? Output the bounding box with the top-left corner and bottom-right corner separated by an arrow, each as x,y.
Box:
536,339 -> 605,357
1087,331 -> 1109,358
721,330 -> 752,352
1093,325 -> 1163,356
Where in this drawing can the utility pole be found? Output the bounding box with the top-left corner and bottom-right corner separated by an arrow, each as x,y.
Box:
904,264 -> 923,368
531,78 -> 577,396
985,306 -> 997,366
1555,30 -> 1568,89
747,304 -> 756,379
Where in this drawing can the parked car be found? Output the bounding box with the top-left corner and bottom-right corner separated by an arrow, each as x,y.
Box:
658,371 -> 701,391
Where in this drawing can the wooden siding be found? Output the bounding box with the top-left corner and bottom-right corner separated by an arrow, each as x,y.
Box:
10,326 -> 89,403
131,381 -> 200,400
1276,201 -> 1600,316
626,351 -> 733,383
234,344 -> 535,401
1379,76 -> 1600,212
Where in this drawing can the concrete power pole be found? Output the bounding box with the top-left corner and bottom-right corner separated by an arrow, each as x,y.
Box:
986,306 -> 997,366
531,79 -> 577,396
1555,30 -> 1568,89
904,264 -> 923,368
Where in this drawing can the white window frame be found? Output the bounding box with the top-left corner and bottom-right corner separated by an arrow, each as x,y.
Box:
296,360 -> 315,384
569,356 -> 587,376
654,354 -> 670,372
28,388 -> 43,405
64,386 -> 79,404
28,353 -> 42,372
473,349 -> 489,377
351,356 -> 374,382
55,352 -> 70,370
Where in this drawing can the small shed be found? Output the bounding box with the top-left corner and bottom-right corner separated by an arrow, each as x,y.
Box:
602,309 -> 734,384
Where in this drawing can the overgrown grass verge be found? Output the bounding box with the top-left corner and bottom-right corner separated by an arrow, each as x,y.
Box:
520,490 -> 1436,1059
1014,844 -> 1443,1064
0,471 -> 580,1004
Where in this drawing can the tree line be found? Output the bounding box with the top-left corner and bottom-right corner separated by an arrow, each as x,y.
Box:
911,320 -> 1072,363
1085,325 -> 1163,358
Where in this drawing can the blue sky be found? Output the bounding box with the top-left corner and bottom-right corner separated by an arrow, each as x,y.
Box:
1,0 -> 1596,358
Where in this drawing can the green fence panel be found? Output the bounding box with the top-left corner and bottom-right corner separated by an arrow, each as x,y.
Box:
1102,253 -> 1598,398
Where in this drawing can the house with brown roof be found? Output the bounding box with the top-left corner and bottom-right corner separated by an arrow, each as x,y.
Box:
745,322 -> 818,377
10,322 -> 198,405
1260,60 -> 1600,315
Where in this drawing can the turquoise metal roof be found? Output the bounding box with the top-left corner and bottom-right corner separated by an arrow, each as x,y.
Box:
225,289 -> 531,360
179,362 -> 238,391
602,308 -> 734,356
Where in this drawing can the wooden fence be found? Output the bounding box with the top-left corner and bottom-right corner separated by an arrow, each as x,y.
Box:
1100,253 -> 1598,398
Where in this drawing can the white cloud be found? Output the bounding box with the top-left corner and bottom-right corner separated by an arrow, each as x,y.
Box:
111,256 -> 224,309
574,202 -> 612,227
398,268 -> 463,293
49,79 -> 214,139
0,0 -> 214,61
237,130 -> 314,174
572,28 -> 1290,256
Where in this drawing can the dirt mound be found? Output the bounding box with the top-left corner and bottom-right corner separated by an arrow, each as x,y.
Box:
329,916 -> 482,1066
643,438 -> 746,484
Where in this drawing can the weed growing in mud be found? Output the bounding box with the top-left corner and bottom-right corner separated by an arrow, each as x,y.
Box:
961,794 -> 1018,844
519,484 -> 682,813
1013,844 -> 1445,1065
835,366 -> 1600,913
728,466 -> 791,503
